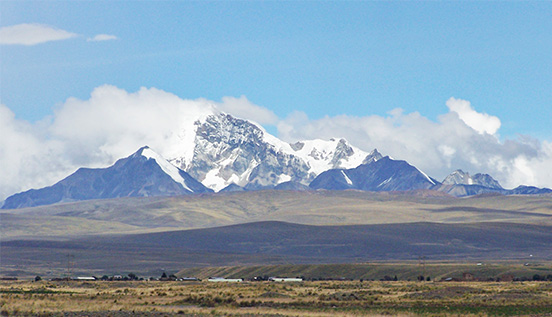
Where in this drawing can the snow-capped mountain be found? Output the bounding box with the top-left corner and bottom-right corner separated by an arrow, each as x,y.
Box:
4,108 -> 550,210
1,146 -> 212,209
169,112 -> 371,191
309,151 -> 439,191
442,170 -> 502,189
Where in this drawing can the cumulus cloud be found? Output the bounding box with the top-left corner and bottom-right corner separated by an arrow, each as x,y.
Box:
87,34 -> 118,42
446,97 -> 501,135
277,102 -> 552,190
0,104 -> 70,200
0,86 -> 283,200
50,85 -> 217,167
216,96 -> 278,125
1,86 -> 551,201
0,23 -> 78,45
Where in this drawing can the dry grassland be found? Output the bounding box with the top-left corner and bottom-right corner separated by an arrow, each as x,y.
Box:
1,279 -> 552,316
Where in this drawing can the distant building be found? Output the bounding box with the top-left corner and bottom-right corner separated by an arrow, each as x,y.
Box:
72,276 -> 96,281
207,277 -> 243,282
269,277 -> 303,282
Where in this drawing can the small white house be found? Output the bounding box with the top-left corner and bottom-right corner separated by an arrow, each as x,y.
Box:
269,277 -> 303,282
207,277 -> 243,283
73,276 -> 96,281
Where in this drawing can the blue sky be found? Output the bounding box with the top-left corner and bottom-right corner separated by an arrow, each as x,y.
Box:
1,1 -> 552,198
2,1 -> 551,137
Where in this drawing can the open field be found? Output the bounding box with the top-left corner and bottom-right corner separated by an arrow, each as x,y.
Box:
1,278 -> 552,316
177,262 -> 552,282
3,190 -> 552,239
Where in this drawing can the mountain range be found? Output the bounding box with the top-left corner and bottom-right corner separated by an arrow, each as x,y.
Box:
2,112 -> 551,209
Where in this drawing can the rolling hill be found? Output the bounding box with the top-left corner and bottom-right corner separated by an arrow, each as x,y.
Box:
2,221 -> 552,278
3,190 -> 552,239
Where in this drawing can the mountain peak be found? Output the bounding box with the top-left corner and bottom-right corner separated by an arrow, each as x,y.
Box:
2,146 -> 212,209
362,148 -> 383,165
443,169 -> 502,189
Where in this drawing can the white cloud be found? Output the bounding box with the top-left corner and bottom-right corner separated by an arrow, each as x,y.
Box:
87,34 -> 118,42
216,95 -> 278,125
0,104 -> 69,200
0,23 -> 78,45
277,100 -> 552,190
0,86 -> 220,201
446,97 -> 501,135
50,85 -> 216,166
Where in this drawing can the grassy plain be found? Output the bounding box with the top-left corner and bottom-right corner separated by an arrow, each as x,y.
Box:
3,190 -> 552,239
2,279 -> 552,316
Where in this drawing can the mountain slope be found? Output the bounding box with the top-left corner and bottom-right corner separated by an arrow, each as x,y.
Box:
310,154 -> 437,191
2,146 -> 212,209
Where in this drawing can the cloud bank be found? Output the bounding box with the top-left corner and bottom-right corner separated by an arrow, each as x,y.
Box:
0,23 -> 78,45
1,86 -> 551,201
277,100 -> 552,190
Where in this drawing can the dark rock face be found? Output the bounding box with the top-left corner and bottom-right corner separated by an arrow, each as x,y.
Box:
310,156 -> 437,192
2,147 -> 211,209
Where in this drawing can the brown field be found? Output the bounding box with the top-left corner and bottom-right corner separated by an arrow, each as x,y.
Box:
1,279 -> 552,316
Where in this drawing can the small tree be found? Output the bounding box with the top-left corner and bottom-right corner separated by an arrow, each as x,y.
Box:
34,275 -> 42,282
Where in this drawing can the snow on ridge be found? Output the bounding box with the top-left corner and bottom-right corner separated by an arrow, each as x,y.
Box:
414,166 -> 436,185
341,170 -> 353,185
286,138 -> 369,174
278,174 -> 292,184
378,177 -> 393,187
203,169 -> 227,192
141,147 -> 192,192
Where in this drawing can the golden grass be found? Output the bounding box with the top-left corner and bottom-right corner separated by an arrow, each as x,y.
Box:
1,279 -> 551,316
